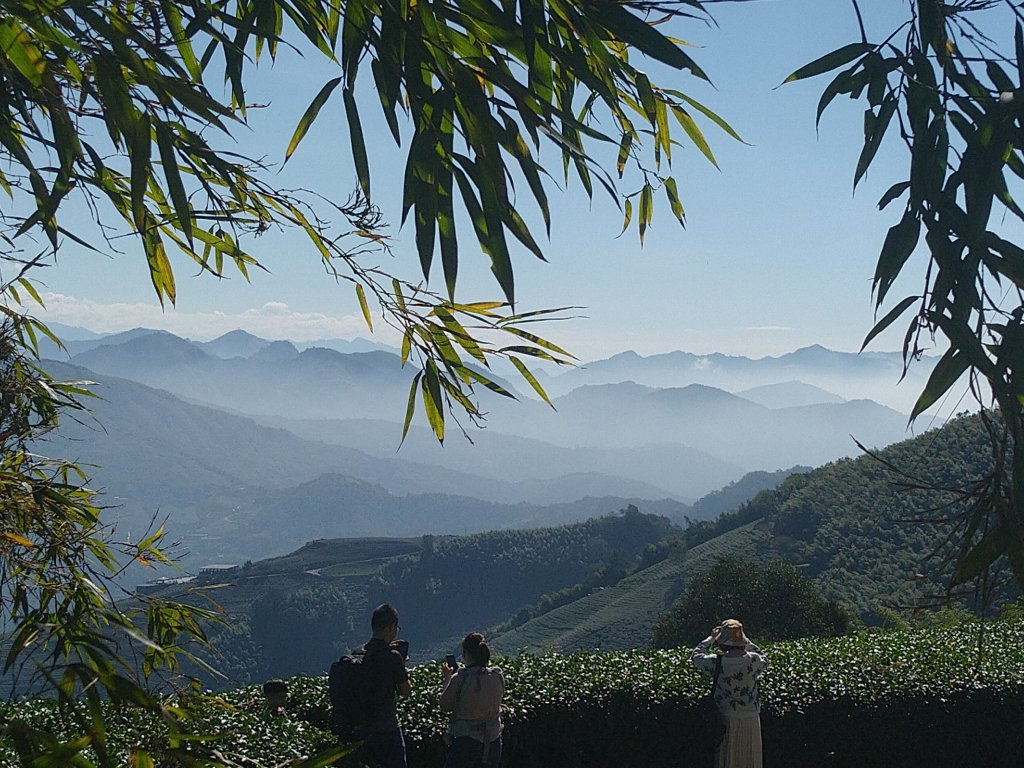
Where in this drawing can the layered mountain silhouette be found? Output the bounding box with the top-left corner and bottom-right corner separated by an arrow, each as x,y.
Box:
37,327 -> 935,578
532,345 -> 936,412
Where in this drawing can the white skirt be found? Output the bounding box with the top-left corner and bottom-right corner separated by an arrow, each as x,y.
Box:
715,712 -> 762,768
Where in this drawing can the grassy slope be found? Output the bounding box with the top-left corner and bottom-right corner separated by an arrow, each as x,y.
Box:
493,414 -> 1020,654
493,522 -> 770,653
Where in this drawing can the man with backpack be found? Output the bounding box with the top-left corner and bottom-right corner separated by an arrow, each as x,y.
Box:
330,603 -> 411,768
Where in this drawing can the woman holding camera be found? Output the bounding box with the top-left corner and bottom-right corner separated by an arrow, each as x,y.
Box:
692,619 -> 769,768
440,632 -> 504,767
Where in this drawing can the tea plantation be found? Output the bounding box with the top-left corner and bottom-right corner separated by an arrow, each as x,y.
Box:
2,621 -> 1021,767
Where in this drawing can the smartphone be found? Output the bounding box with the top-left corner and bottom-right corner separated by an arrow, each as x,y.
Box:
394,639 -> 409,659
445,653 -> 458,670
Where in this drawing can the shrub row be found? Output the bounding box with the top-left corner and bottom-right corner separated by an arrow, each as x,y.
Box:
2,621 -> 1022,767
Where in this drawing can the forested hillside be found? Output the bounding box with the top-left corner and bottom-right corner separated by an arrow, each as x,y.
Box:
495,412 -> 1016,651
168,508 -> 678,685
765,413 -> 1002,616
365,507 -> 676,655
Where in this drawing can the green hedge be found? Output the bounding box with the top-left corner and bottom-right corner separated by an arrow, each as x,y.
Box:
3,621 -> 1022,767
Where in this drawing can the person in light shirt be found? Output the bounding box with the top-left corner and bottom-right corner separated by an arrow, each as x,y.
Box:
439,632 -> 504,767
692,619 -> 769,768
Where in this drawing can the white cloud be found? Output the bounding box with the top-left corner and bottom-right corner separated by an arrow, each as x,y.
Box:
30,292 -> 401,344
741,325 -> 794,333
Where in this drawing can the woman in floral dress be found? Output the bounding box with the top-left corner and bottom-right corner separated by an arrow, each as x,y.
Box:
692,619 -> 769,768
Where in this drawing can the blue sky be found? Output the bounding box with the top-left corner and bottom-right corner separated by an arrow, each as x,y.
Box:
27,1 -> 1003,362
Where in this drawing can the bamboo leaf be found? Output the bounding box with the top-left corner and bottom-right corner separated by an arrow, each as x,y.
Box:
671,107 -> 717,169
639,183 -> 653,243
667,90 -> 744,143
861,295 -> 918,351
421,362 -> 445,443
129,114 -> 152,231
355,283 -> 373,331
0,18 -> 46,86
2,531 -> 35,547
344,87 -> 371,200
285,77 -> 343,162
509,356 -> 553,407
877,180 -> 911,210
910,347 -> 970,422
400,371 -> 423,447
664,177 -> 685,224
854,96 -> 897,188
154,123 -> 192,246
873,209 -> 920,306
785,43 -> 874,83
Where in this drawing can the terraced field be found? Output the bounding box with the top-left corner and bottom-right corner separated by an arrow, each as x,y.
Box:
492,521 -> 771,653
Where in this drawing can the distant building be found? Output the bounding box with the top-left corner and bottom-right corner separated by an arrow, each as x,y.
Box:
136,575 -> 196,594
199,563 -> 239,575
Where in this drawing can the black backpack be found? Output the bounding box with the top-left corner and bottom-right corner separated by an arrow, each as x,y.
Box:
329,646 -> 387,734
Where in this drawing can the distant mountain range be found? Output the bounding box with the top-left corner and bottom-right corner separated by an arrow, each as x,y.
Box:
34,326 -> 940,577
42,362 -> 691,577
533,346 -> 937,413
38,325 -> 396,361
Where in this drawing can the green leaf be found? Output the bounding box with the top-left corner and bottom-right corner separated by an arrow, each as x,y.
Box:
154,123 -> 192,246
873,209 -> 920,307
984,233 -> 1024,288
400,329 -> 412,365
355,283 -> 373,331
421,361 -> 445,443
854,96 -> 897,188
399,371 -> 423,447
638,183 -> 653,243
129,114 -> 152,231
785,43 -> 874,84
344,87 -> 371,200
671,107 -> 717,169
861,295 -> 918,351
502,326 -> 574,359
465,366 -> 515,399
435,307 -> 487,365
664,177 -> 685,224
986,61 -> 1015,93
509,356 -> 553,407
909,347 -> 970,422
0,18 -> 47,86
635,73 -> 658,122
667,90 -> 744,143
1016,22 -> 1024,87
589,2 -> 709,78
285,76 -> 343,162
877,181 -> 911,210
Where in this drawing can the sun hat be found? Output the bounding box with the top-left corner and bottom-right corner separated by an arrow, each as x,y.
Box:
715,619 -> 749,648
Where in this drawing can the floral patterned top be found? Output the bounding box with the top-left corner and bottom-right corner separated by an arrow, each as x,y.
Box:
691,637 -> 768,715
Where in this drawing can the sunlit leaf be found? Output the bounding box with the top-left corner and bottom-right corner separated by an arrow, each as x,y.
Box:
285,76 -> 343,162
785,43 -> 874,83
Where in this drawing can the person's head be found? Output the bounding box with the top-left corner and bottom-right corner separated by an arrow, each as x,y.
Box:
461,631 -> 491,667
714,618 -> 749,649
371,603 -> 400,640
262,679 -> 288,710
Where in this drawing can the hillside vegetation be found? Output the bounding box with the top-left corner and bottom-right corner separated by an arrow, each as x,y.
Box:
145,413 -> 1012,682
494,412 -> 1016,652
161,508 -> 677,685
3,621 -> 1021,767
